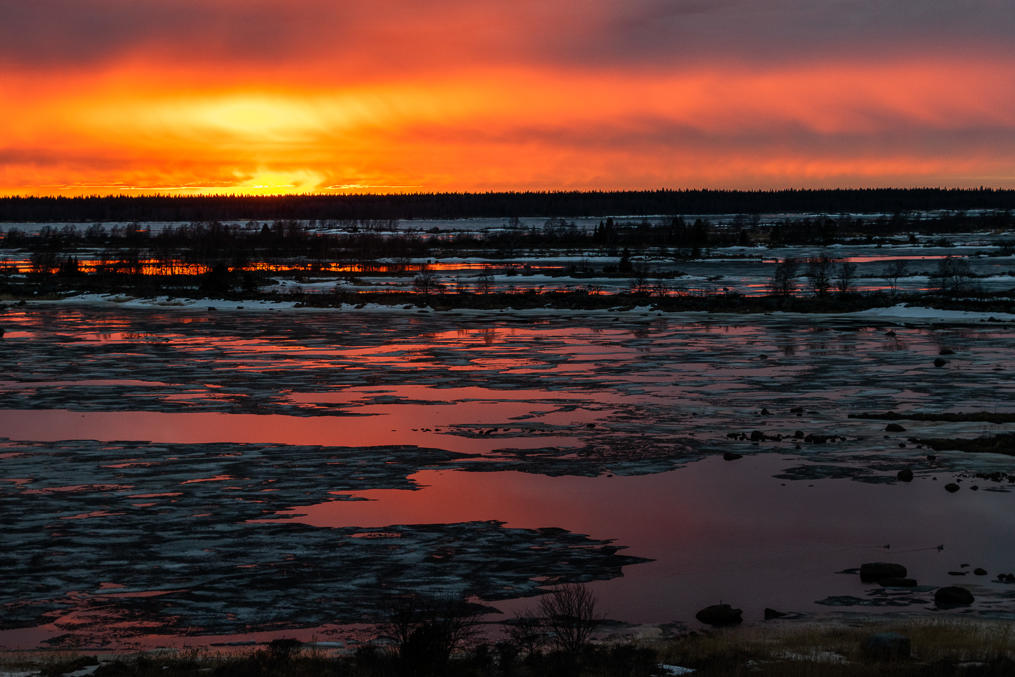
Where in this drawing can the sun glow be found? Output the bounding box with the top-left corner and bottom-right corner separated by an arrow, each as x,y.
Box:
2,53 -> 1015,195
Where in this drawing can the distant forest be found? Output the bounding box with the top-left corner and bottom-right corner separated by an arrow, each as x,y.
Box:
2,189 -> 1015,222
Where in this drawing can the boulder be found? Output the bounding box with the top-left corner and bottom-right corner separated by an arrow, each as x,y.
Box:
860,562 -> 907,583
695,604 -> 742,627
860,632 -> 911,661
885,423 -> 906,432
935,586 -> 974,608
974,568 -> 988,576
722,452 -> 743,461
896,468 -> 914,482
945,483 -> 960,493
763,607 -> 787,620
934,358 -> 947,367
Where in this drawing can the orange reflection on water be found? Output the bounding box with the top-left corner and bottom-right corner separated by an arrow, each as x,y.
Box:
4,258 -> 561,276
0,409 -> 582,455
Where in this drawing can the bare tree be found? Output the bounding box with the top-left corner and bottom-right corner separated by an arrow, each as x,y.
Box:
382,594 -> 482,674
806,255 -> 832,295
538,583 -> 602,654
835,261 -> 857,294
505,610 -> 546,657
476,269 -> 493,295
413,266 -> 443,296
934,256 -> 974,295
885,259 -> 908,295
770,257 -> 799,296
629,264 -> 651,295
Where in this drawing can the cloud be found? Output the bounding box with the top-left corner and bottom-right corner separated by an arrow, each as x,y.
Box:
1,1 -> 1014,193
2,0 -> 1012,74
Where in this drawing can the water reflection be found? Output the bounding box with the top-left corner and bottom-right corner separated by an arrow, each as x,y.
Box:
2,307 -> 1015,648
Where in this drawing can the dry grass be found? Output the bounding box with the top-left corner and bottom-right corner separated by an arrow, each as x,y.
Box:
2,618 -> 1013,676
654,618 -> 1015,676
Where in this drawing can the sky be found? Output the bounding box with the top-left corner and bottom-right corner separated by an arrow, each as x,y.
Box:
1,0 -> 1014,196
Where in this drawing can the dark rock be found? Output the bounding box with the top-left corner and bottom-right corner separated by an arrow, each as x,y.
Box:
794,430 -> 804,438
760,408 -> 772,416
763,607 -> 787,620
974,568 -> 988,576
0,327 -> 4,338
939,348 -> 955,355
935,586 -> 974,608
934,358 -> 947,367
804,433 -> 828,444
722,452 -> 743,461
997,573 -> 1015,583
750,430 -> 764,441
897,468 -> 914,482
885,423 -> 906,432
695,603 -> 742,627
790,407 -> 804,414
945,483 -> 960,493
860,562 -> 907,583
860,632 -> 911,661
880,577 -> 918,587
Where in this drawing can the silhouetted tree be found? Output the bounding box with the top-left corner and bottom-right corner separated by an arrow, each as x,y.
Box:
835,261 -> 858,294
806,255 -> 833,295
770,257 -> 799,296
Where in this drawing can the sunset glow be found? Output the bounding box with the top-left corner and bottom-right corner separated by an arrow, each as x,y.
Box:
3,1 -> 1014,195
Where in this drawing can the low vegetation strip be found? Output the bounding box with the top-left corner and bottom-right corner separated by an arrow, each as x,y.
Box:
4,618 -> 1013,676
914,433 -> 1015,456
850,412 -> 1015,424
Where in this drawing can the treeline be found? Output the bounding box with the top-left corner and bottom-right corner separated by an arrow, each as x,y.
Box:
3,188 -> 1015,222
5,211 -> 1015,264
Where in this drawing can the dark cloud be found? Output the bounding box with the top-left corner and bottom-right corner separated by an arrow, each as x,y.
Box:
1,1 -> 1012,73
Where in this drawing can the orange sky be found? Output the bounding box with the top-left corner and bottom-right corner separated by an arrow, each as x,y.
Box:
2,1 -> 1014,196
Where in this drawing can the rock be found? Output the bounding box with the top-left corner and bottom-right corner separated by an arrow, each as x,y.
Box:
939,348 -> 955,355
880,577 -> 918,587
896,468 -> 914,482
935,586 -> 974,608
763,607 -> 787,620
860,632 -> 911,661
860,562 -> 908,583
934,358 -> 947,367
997,573 -> 1015,583
750,430 -> 764,441
695,603 -> 742,627
0,327 -> 4,338
760,408 -> 772,416
722,452 -> 743,461
794,430 -> 804,439
945,483 -> 960,493
885,423 -> 906,432
974,568 -> 988,576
